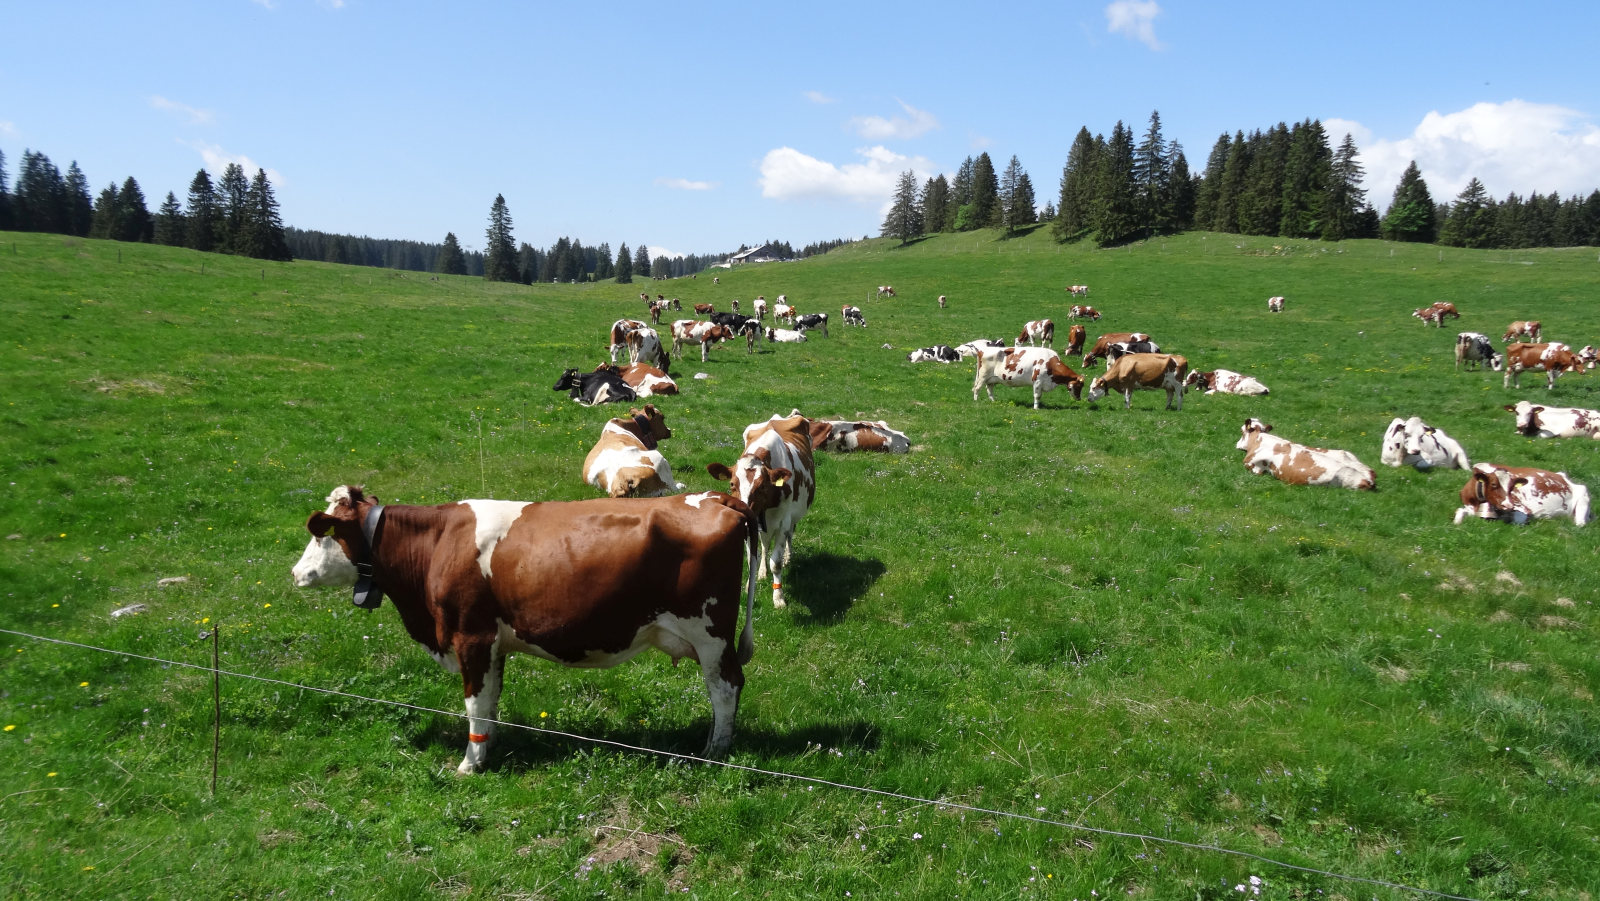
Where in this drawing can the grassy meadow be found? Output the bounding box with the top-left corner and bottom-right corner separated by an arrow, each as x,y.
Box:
2,226 -> 1598,899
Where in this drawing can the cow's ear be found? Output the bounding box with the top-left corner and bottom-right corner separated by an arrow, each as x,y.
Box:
307,512 -> 337,538
706,463 -> 733,482
1504,404 -> 1516,412
770,467 -> 794,488
644,403 -> 659,417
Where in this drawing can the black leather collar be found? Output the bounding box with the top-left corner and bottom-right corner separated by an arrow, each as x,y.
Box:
352,504 -> 386,609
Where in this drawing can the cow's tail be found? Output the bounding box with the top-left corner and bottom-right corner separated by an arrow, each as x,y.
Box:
736,504 -> 760,664
1573,482 -> 1592,527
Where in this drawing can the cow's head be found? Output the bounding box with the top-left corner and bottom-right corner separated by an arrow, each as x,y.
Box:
1236,419 -> 1272,451
631,404 -> 671,443
707,446 -> 795,517
1379,417 -> 1408,467
1506,401 -> 1541,436
1085,376 -> 1108,404
552,368 -> 581,392
292,485 -> 373,588
1046,358 -> 1085,399
1401,417 -> 1437,458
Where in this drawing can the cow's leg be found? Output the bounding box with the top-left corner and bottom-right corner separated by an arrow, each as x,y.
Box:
691,631 -> 744,757
456,642 -> 505,775
767,526 -> 793,608
1123,388 -> 1133,409
701,342 -> 709,362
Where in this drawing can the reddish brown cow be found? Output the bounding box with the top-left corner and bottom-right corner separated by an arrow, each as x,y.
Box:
1503,320 -> 1542,343
1504,341 -> 1583,390
1082,332 -> 1150,368
291,486 -> 759,772
1064,324 -> 1087,356
694,303 -> 716,315
1086,353 -> 1189,410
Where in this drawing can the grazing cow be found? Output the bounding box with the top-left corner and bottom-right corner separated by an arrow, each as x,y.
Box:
842,305 -> 866,327
1503,320 -> 1542,343
608,318 -> 647,363
713,276 -> 720,284
937,295 -> 947,308
1236,419 -> 1376,491
753,297 -> 768,320
1413,302 -> 1460,327
671,320 -> 736,362
1067,285 -> 1090,298
765,327 -> 807,344
1105,339 -> 1162,364
553,367 -> 637,406
1082,332 -> 1150,368
1455,332 -> 1504,371
730,298 -> 740,313
694,303 -> 715,315
808,419 -> 910,453
640,292 -> 650,305
291,485 -> 759,771
1064,324 -> 1087,356
1068,304 -> 1101,321
794,313 -> 829,337
1185,369 -> 1270,396
583,405 -> 682,498
1379,417 -> 1471,470
707,411 -> 817,608
973,346 -> 1085,409
1018,319 -> 1055,348
907,345 -> 962,363
623,327 -> 670,371
774,302 -> 796,324
1505,400 -> 1600,439
1504,341 -> 1582,390
604,362 -> 678,397
877,285 -> 896,297
1267,296 -> 1285,313
1087,353 -> 1188,410
1454,463 -> 1590,526
1579,345 -> 1599,370
955,339 -> 1008,359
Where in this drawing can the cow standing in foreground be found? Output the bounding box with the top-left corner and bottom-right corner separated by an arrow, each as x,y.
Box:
1454,463 -> 1590,526
583,405 -> 683,497
1236,419 -> 1376,490
1086,353 -> 1188,410
972,346 -> 1085,409
1505,400 -> 1600,439
1379,417 -> 1470,470
707,411 -> 817,608
1018,319 -> 1054,348
608,319 -> 647,363
1504,342 -> 1583,389
291,485 -> 760,771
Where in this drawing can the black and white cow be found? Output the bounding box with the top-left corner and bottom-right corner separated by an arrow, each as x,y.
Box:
842,305 -> 866,327
907,345 -> 961,363
794,313 -> 829,337
553,367 -> 637,406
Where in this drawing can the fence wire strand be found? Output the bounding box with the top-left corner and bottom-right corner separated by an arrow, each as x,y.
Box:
0,626 -> 1480,901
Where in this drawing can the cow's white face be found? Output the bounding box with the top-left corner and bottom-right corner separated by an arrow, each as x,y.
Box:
1380,418 -> 1407,467
291,488 -> 358,587
1085,377 -> 1109,403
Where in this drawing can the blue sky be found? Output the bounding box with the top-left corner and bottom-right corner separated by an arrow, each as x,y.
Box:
5,1 -> 1598,259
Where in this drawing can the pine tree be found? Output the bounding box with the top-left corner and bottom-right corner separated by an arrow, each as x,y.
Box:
634,244 -> 651,278
1194,133 -> 1231,230
1439,178 -> 1496,248
436,232 -> 467,275
1322,133 -> 1367,241
242,169 -> 291,260
1167,148 -> 1195,231
1090,121 -> 1139,246
1382,161 -> 1437,243
154,192 -> 186,246
1040,200 -> 1056,222
1013,172 -> 1038,226
185,169 -> 221,252
112,176 -> 152,242
615,242 -> 633,283
882,170 -> 921,244
218,163 -> 250,252
0,148 -> 11,230
1134,110 -> 1171,237
1277,120 -> 1331,238
1213,131 -> 1250,233
89,183 -> 118,239
518,243 -> 543,284
1239,124 -> 1290,236
14,150 -> 67,233
969,153 -> 1000,228
919,176 -> 949,234
63,162 -> 92,237
483,194 -> 519,282
947,157 -> 975,231
1054,127 -> 1098,241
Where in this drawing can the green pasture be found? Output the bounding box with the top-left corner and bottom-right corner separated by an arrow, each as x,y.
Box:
1,227 -> 1597,899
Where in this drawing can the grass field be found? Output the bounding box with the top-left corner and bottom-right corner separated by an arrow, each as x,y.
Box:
2,226 -> 1598,899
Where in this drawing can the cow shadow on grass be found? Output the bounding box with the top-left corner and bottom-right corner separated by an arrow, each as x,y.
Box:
410,715 -> 880,772
784,551 -> 885,625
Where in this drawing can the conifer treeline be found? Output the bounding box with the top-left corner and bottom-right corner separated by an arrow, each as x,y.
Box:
0,148 -> 290,260
879,110 -> 1600,250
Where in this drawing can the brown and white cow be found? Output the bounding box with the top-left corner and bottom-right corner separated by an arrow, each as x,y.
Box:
671,320 -> 736,362
876,285 -> 896,298
1503,320 -> 1542,343
774,302 -> 796,324
1454,463 -> 1590,526
1185,368 -> 1270,396
1505,400 -> 1600,439
730,298 -> 740,313
707,411 -> 817,608
1236,419 -> 1376,490
808,419 -> 910,453
582,405 -> 682,498
608,319 -> 647,363
1504,341 -> 1583,390
1067,285 -> 1090,298
624,327 -> 671,370
1018,319 -> 1055,348
1064,324 -> 1087,356
1082,332 -> 1150,368
605,361 -> 678,396
1068,304 -> 1100,321
1413,302 -> 1460,327
694,302 -> 715,315
937,295 -> 947,308
752,297 -> 768,320
292,485 -> 760,771
1579,345 -> 1599,371
972,346 -> 1084,409
1379,416 -> 1470,470
1267,295 -> 1285,313
1087,353 -> 1189,410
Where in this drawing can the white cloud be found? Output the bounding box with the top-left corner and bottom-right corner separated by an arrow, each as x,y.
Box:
640,245 -> 683,260
251,0 -> 277,8
655,177 -> 715,191
150,95 -> 214,125
1342,100 -> 1600,210
758,145 -> 937,206
849,100 -> 939,140
804,90 -> 836,104
180,140 -> 285,187
1105,0 -> 1163,50
0,120 -> 16,138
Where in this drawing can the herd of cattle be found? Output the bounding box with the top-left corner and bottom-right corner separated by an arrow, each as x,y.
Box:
294,283 -> 1595,771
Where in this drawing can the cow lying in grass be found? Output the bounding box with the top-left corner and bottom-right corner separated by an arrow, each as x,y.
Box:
1237,419 -> 1375,490
1379,417 -> 1470,470
1454,463 -> 1590,526
583,405 -> 684,498
808,419 -> 910,453
1505,400 -> 1600,439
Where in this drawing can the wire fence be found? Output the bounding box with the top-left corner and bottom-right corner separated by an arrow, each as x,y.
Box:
0,626 -> 1481,901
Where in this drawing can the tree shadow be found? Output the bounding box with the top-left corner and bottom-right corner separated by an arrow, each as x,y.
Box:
890,235 -> 934,249
998,222 -> 1047,241
785,551 -> 885,624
